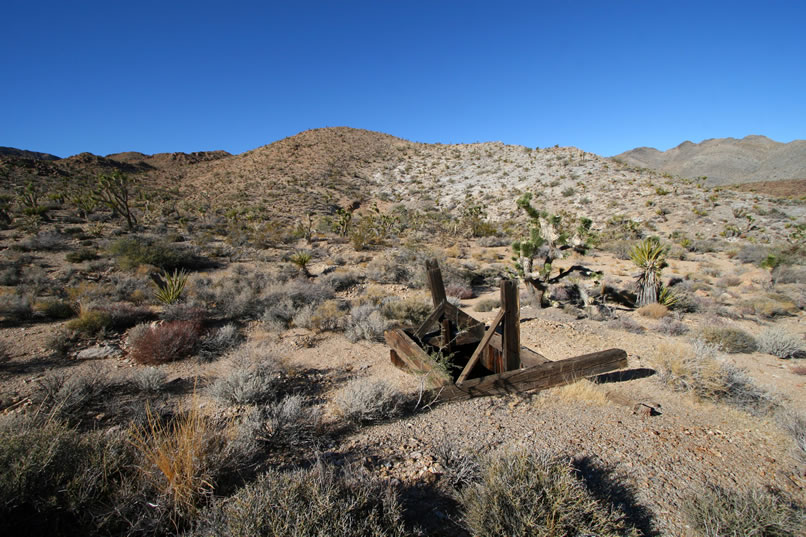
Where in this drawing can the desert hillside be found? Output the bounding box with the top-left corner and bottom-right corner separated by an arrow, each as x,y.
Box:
615,135 -> 806,186
0,127 -> 805,537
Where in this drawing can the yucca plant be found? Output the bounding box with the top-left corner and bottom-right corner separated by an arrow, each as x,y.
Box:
630,237 -> 668,307
152,269 -> 189,305
289,251 -> 312,277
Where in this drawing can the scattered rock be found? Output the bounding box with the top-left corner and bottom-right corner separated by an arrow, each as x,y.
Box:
633,402 -> 662,417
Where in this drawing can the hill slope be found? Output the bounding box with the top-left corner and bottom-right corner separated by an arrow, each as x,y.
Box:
615,135 -> 806,186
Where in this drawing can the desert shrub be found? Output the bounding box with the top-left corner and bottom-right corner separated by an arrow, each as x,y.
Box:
65,248 -> 98,263
715,275 -> 742,288
655,315 -> 689,336
23,231 -> 69,251
198,323 -> 242,361
757,326 -> 805,359
261,295 -> 296,331
682,485 -> 804,537
600,239 -> 634,260
333,378 -> 403,425
98,302 -> 155,330
381,296 -> 432,326
446,284 -> 474,299
366,248 -> 427,287
129,320 -> 202,364
0,414 -> 138,536
133,367 -> 167,394
638,303 -> 668,319
345,304 -> 387,342
66,308 -> 111,335
189,463 -> 407,537
459,451 -> 639,537
152,269 -> 188,305
740,295 -> 800,319
33,299 -> 75,320
309,299 -> 348,332
782,412 -> 806,464
774,266 -> 806,285
735,244 -> 770,265
210,349 -> 282,406
478,235 -> 512,247
232,395 -> 322,458
35,371 -> 110,421
474,297 -> 501,312
606,316 -> 645,334
433,436 -> 480,489
653,341 -> 776,415
109,236 -> 208,271
321,270 -> 360,291
700,326 -> 758,353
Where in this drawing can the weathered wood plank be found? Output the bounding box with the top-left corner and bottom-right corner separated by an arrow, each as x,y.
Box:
484,334 -> 550,366
501,279 -> 520,371
384,329 -> 452,386
414,301 -> 446,340
436,348 -> 628,402
426,259 -> 447,309
456,308 -> 506,386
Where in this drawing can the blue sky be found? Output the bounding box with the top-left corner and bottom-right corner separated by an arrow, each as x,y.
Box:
2,1 -> 804,157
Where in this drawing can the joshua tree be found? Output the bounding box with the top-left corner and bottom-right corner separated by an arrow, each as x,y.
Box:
512,193 -> 598,308
630,237 -> 667,307
94,171 -> 137,230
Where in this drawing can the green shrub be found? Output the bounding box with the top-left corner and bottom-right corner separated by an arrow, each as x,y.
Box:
381,296 -> 432,326
65,248 -> 97,263
459,451 -> 639,537
152,269 -> 189,305
66,309 -> 111,334
33,299 -> 75,320
700,326 -> 758,354
109,237 -> 207,271
474,298 -> 501,312
190,463 -> 408,537
683,485 -> 804,537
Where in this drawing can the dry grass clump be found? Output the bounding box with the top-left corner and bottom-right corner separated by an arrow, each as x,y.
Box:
607,316 -> 645,334
446,283 -> 474,299
459,451 -> 639,537
548,379 -> 611,405
740,295 -> 799,318
699,326 -> 758,354
35,370 -> 110,421
637,303 -> 668,319
133,367 -> 167,394
682,485 -> 804,537
333,378 -> 403,425
380,295 -> 432,326
188,463 -> 408,537
653,341 -> 776,415
129,400 -> 230,523
757,326 -> 805,359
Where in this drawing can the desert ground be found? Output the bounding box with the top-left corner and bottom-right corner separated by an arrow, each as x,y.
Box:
1,128 -> 804,536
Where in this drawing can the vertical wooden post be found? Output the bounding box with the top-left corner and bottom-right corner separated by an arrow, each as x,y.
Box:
500,279 -> 520,371
426,259 -> 447,309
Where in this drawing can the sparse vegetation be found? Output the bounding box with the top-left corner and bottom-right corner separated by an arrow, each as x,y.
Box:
757,326 -> 805,359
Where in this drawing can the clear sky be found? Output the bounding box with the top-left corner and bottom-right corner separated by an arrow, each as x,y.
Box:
2,1 -> 804,158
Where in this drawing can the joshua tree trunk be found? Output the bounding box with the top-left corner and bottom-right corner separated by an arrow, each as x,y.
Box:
635,271 -> 660,307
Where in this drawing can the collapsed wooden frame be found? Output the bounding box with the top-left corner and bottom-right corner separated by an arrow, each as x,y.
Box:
385,260 -> 627,402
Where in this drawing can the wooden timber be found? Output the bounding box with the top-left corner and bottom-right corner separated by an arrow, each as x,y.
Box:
384,328 -> 452,386
435,349 -> 628,402
456,308 -> 506,385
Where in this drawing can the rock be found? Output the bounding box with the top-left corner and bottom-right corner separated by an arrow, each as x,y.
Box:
76,345 -> 122,360
633,402 -> 661,417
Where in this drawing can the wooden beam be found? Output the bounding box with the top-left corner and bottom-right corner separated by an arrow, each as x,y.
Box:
436,348 -> 628,402
384,329 -> 452,386
425,259 -> 447,309
456,308 -> 506,386
500,279 -> 520,371
414,301 -> 446,340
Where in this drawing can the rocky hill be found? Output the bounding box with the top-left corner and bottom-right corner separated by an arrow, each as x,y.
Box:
615,135 -> 806,186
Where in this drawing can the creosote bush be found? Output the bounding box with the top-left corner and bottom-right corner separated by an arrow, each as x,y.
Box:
682,485 -> 804,537
459,451 -> 639,537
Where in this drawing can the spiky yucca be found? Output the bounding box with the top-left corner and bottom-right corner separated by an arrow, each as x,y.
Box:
152,269 -> 189,305
630,237 -> 668,307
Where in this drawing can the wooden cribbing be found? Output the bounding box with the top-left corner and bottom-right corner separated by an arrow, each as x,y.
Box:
435,348 -> 628,402
500,279 -> 520,371
426,259 -> 447,309
456,308 -> 505,385
384,329 -> 452,386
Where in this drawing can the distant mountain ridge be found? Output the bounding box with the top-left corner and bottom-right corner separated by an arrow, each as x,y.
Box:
0,147 -> 61,161
615,135 -> 806,186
